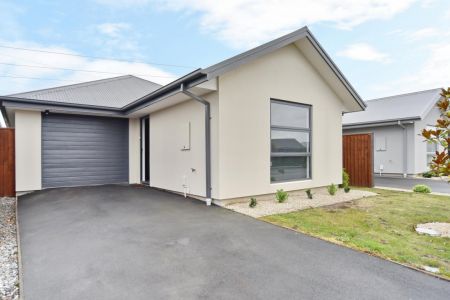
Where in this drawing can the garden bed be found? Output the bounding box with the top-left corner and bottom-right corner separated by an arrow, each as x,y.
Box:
0,197 -> 19,300
222,187 -> 377,217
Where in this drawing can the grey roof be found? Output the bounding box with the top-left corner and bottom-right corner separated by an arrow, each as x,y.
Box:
343,88 -> 442,127
8,75 -> 161,108
1,26 -> 364,113
126,26 -> 365,113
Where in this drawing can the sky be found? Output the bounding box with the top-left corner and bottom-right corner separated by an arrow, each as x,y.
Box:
1,0 -> 450,125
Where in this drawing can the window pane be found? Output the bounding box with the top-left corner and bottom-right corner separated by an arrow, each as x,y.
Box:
426,142 -> 437,153
271,101 -> 309,128
271,156 -> 310,182
271,130 -> 309,153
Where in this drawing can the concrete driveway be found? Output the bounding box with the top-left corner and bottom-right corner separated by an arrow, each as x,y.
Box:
18,185 -> 450,300
375,176 -> 449,194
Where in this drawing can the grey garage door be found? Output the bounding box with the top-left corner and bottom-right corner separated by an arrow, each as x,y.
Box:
42,113 -> 129,188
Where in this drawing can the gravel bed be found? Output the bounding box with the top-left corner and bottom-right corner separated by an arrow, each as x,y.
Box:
416,222 -> 450,238
223,188 -> 377,218
0,197 -> 19,300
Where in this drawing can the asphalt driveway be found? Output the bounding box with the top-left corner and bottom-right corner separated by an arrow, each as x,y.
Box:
375,176 -> 450,194
18,185 -> 450,299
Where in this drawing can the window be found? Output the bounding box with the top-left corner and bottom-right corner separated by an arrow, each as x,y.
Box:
426,126 -> 439,168
375,136 -> 387,151
270,99 -> 311,182
426,142 -> 438,166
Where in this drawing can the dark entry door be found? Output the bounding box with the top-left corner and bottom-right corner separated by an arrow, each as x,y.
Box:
141,117 -> 150,183
42,113 -> 129,188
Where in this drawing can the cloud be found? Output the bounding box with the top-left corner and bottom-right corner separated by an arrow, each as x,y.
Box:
337,43 -> 390,63
0,40 -> 177,96
371,42 -> 450,96
95,0 -> 417,49
95,0 -> 151,6
97,22 -> 131,38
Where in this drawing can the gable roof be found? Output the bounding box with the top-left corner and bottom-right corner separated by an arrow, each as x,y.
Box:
1,26 -> 364,115
8,75 -> 161,108
343,88 -> 442,127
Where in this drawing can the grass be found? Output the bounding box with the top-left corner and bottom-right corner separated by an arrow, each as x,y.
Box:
262,188 -> 450,279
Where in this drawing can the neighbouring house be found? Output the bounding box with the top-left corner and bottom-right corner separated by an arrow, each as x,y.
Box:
0,27 -> 365,202
343,88 -> 443,177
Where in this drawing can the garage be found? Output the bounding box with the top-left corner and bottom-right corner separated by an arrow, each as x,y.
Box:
42,113 -> 129,188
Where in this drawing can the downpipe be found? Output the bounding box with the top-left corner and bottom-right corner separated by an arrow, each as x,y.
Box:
181,84 -> 212,206
397,121 -> 408,178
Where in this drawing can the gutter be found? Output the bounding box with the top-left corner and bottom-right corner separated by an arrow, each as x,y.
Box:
343,117 -> 420,130
0,97 -> 123,117
180,84 -> 212,205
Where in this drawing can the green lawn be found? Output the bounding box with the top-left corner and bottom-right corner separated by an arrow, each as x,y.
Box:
262,188 -> 450,279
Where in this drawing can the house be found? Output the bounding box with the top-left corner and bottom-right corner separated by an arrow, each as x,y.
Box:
0,27 -> 365,203
343,88 -> 443,177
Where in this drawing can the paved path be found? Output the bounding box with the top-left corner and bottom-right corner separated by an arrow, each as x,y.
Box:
18,185 -> 450,300
375,176 -> 449,194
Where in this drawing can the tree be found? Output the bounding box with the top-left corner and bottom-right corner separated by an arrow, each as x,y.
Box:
421,88 -> 450,181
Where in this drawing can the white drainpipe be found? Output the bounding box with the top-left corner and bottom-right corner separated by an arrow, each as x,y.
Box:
397,121 -> 408,178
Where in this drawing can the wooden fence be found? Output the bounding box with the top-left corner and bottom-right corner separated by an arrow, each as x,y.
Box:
0,128 -> 15,196
343,133 -> 373,187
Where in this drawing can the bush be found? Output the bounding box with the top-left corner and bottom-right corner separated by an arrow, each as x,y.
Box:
249,197 -> 257,208
328,183 -> 337,196
344,186 -> 351,193
275,189 -> 289,203
422,171 -> 434,178
339,169 -> 350,188
413,184 -> 431,193
306,189 -> 313,199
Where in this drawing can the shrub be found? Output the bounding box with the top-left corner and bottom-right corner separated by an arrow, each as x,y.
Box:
343,169 -> 350,188
249,197 -> 257,208
344,186 -> 351,193
422,171 -> 434,178
306,189 -> 313,199
413,184 -> 431,193
275,189 -> 289,203
328,183 -> 337,196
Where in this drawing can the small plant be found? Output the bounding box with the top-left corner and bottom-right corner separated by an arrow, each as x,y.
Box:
249,197 -> 257,208
342,169 -> 350,188
413,184 -> 431,193
344,186 -> 351,193
275,189 -> 289,203
305,189 -> 313,199
328,183 -> 337,196
422,171 -> 434,178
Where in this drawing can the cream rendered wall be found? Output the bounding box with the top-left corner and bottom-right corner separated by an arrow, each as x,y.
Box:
149,93 -> 219,198
129,118 -> 140,184
15,110 -> 42,192
217,44 -> 346,200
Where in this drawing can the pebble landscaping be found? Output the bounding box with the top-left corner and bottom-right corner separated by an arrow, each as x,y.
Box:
0,197 -> 19,300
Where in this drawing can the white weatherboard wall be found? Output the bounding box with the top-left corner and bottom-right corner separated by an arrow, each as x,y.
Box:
15,110 -> 42,192
149,93 -> 218,198
129,118 -> 140,184
217,44 -> 346,200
